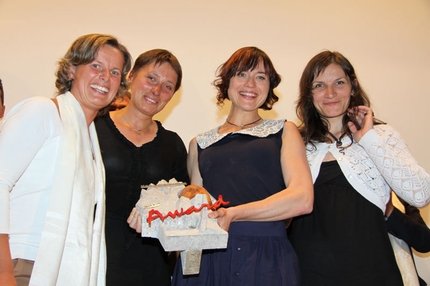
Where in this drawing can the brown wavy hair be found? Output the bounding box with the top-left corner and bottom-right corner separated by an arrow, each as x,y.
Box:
213,47 -> 281,110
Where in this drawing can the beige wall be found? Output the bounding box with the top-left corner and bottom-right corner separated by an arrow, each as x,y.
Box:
1,0 -> 429,281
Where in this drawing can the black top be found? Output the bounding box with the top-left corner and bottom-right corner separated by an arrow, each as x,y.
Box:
289,160 -> 403,286
95,114 -> 189,286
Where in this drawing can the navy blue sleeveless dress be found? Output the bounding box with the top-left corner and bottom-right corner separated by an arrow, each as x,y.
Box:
172,120 -> 300,286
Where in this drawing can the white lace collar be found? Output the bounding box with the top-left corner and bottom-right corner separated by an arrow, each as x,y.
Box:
197,119 -> 286,149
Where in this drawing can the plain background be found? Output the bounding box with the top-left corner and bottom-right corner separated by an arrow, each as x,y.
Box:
1,0 -> 429,281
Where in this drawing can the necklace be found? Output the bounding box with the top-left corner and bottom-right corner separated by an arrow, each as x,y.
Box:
327,131 -> 347,149
226,117 -> 262,129
123,114 -> 142,134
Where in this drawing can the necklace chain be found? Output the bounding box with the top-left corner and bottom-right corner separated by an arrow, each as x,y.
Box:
226,117 -> 262,129
123,114 -> 142,134
328,131 -> 349,154
327,131 -> 347,149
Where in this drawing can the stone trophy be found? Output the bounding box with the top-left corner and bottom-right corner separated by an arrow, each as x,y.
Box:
136,178 -> 229,274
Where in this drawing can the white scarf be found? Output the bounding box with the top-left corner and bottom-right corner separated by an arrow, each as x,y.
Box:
30,92 -> 106,286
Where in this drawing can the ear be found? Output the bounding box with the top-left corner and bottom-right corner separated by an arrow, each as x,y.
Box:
68,65 -> 77,80
352,79 -> 358,87
127,70 -> 134,82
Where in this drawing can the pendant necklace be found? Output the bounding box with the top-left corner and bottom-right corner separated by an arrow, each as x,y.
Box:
327,131 -> 347,152
226,117 -> 262,129
123,114 -> 142,135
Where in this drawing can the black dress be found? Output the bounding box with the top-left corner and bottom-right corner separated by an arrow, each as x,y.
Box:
172,120 -> 300,286
95,114 -> 190,286
288,160 -> 403,286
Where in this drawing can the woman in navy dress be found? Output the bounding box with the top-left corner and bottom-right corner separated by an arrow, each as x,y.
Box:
171,47 -> 314,286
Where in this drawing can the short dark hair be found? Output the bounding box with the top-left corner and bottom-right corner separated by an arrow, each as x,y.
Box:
130,49 -> 182,92
213,46 -> 281,110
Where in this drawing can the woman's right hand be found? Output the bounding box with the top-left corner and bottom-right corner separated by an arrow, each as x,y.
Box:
208,207 -> 233,232
347,105 -> 374,142
127,207 -> 142,233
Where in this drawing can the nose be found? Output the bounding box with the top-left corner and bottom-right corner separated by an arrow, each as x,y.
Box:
244,77 -> 256,87
325,85 -> 335,99
100,70 -> 110,82
151,84 -> 161,95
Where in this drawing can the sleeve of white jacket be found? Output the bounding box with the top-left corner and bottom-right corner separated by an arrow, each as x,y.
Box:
0,97 -> 57,233
359,124 -> 430,207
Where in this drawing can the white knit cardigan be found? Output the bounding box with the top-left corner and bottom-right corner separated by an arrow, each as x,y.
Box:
306,124 -> 430,212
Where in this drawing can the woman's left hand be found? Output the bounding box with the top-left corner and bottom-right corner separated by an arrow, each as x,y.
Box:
208,208 -> 232,232
347,105 -> 374,142
127,207 -> 142,233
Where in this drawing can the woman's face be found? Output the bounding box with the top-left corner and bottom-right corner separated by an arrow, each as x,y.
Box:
311,63 -> 352,120
69,45 -> 124,114
128,62 -> 178,117
227,60 -> 269,112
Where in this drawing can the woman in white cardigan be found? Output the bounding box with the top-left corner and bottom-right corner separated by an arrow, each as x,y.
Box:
0,33 -> 131,286
288,50 -> 430,286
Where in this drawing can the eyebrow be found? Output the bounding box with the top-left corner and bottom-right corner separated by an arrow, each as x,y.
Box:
313,76 -> 347,83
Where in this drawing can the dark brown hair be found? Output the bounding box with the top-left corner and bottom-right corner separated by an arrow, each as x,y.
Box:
296,50 -> 383,146
130,49 -> 182,92
213,47 -> 281,110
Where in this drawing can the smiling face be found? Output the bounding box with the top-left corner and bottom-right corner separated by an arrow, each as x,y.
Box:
69,44 -> 124,116
227,60 -> 270,112
128,62 -> 178,117
312,63 -> 352,122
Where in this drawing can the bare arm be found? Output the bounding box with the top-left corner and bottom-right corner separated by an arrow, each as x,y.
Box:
209,122 -> 314,230
0,234 -> 16,286
187,138 -> 203,186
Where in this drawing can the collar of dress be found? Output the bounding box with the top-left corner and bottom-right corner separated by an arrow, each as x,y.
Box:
197,119 -> 286,149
